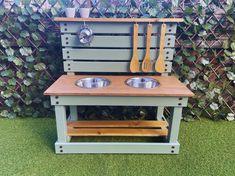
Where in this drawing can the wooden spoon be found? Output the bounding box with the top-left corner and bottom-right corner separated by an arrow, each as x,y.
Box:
130,24 -> 140,73
142,24 -> 153,73
155,24 -> 167,73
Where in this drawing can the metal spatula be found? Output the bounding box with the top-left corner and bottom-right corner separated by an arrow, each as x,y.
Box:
155,24 -> 167,73
130,24 -> 140,73
142,24 -> 153,73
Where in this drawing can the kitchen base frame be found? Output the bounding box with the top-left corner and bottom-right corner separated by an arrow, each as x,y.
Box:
52,96 -> 186,154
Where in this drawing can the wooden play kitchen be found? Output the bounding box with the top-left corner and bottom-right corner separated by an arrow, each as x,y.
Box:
44,17 -> 194,154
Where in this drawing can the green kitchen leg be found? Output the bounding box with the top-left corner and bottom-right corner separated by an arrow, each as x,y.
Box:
69,106 -> 78,121
168,107 -> 182,143
156,107 -> 164,120
55,106 -> 69,142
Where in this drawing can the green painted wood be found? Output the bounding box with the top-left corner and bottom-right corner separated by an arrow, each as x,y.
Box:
62,48 -> 174,61
63,61 -> 172,73
55,142 -> 180,154
55,106 -> 69,142
168,107 -> 183,143
60,22 -> 177,34
51,96 -> 188,107
61,34 -> 176,48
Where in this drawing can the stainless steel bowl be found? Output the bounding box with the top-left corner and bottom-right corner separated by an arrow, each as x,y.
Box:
75,77 -> 111,89
125,77 -> 160,89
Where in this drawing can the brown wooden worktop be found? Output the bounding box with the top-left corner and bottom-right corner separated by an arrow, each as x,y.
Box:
44,75 -> 194,97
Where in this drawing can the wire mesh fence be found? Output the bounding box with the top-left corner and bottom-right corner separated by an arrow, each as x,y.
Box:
0,0 -> 234,120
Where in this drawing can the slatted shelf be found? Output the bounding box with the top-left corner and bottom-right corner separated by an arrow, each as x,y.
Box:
67,120 -> 168,137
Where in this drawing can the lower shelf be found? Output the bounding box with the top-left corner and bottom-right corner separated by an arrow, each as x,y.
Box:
67,120 -> 168,137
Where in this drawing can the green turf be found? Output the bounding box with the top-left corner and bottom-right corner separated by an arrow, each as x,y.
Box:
0,118 -> 234,176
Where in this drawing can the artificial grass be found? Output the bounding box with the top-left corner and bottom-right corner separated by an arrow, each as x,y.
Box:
0,118 -> 234,176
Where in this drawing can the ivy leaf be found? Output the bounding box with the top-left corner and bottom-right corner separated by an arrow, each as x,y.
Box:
31,13 -> 41,20
0,40 -> 10,48
13,58 -> 23,66
0,79 -> 5,87
201,57 -> 209,65
227,16 -> 234,24
1,90 -> 13,98
187,56 -> 196,62
223,40 -> 229,49
38,24 -> 45,32
210,102 -> 219,111
32,33 -> 40,41
16,38 -> 26,47
174,56 -> 183,65
26,56 -> 35,62
1,70 -> 14,77
20,31 -> 30,38
34,63 -> 46,71
20,47 -> 32,56
231,42 -> 235,51
0,7 -> 5,16
16,71 -> 25,79
184,7 -> 193,15
17,16 -> 27,22
226,71 -> 235,81
4,98 -> 14,107
185,16 -> 193,24
8,78 -> 17,86
23,79 -> 32,86
5,48 -> 15,56
148,8 -> 157,17
198,30 -> 207,36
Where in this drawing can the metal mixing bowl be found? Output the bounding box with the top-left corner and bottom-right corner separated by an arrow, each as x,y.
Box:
125,77 -> 160,89
75,77 -> 111,89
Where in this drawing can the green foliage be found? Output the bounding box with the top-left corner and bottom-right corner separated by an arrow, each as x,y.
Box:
0,1 -> 234,120
0,4 -> 62,118
175,2 -> 235,121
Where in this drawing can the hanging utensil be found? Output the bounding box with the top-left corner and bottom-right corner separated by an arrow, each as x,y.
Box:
142,24 -> 153,73
155,23 -> 167,73
130,24 -> 140,73
78,22 -> 94,45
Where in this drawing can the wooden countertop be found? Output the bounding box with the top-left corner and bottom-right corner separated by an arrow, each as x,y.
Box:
54,17 -> 184,23
44,75 -> 194,97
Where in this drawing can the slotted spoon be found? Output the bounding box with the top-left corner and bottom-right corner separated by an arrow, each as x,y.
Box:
142,24 -> 153,73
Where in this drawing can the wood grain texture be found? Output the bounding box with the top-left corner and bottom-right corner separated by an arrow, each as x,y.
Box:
67,120 -> 168,137
55,17 -> 184,23
142,24 -> 153,72
155,24 -> 167,73
60,22 -> 177,34
130,24 -> 140,73
67,128 -> 168,137
44,75 -> 194,97
67,120 -> 168,128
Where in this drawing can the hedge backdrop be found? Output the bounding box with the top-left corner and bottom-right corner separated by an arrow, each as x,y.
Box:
0,0 -> 234,121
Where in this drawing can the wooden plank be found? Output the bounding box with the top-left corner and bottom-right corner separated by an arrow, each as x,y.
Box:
63,48 -> 174,61
54,17 -> 184,23
44,75 -> 195,97
61,34 -> 176,48
67,128 -> 168,137
63,61 -> 172,73
60,22 -> 177,34
67,120 -> 168,128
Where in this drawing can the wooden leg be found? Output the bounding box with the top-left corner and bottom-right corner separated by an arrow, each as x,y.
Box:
69,106 -> 78,121
168,107 -> 182,143
55,106 -> 68,142
156,107 -> 164,120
